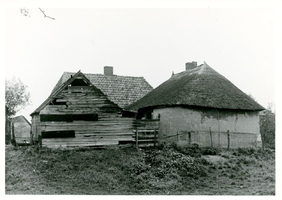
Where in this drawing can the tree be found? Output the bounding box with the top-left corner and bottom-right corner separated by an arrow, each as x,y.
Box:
5,78 -> 30,144
5,77 -> 30,118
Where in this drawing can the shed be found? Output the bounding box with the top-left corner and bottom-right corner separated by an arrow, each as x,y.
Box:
11,115 -> 31,144
30,67 -> 153,148
125,62 -> 265,148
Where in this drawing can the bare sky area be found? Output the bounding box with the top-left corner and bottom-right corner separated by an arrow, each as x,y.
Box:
2,0 -> 280,122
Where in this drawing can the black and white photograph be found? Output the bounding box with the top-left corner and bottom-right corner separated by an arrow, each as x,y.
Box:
3,0 -> 280,197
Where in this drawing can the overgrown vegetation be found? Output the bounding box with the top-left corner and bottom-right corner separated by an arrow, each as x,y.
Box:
5,144 -> 275,195
260,111 -> 275,149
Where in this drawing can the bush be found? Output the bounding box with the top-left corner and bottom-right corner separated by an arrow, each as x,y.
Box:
237,147 -> 256,156
260,112 -> 275,149
201,147 -> 221,155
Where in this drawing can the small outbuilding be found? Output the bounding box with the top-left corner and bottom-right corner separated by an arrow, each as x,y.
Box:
125,62 -> 265,148
11,115 -> 31,144
30,67 -> 153,147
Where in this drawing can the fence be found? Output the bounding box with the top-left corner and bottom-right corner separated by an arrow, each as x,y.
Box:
132,119 -> 160,148
163,129 -> 258,149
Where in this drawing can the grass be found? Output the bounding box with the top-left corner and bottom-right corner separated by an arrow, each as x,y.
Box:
5,144 -> 275,195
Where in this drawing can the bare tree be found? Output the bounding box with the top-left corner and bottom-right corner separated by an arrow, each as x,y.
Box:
39,8 -> 55,20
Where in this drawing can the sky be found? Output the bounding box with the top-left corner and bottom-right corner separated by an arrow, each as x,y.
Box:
2,0 -> 281,122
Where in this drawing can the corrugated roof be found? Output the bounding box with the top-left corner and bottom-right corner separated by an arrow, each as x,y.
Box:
125,62 -> 265,112
31,71 -> 153,115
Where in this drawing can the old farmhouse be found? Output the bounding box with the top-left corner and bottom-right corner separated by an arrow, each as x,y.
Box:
30,67 -> 153,148
125,62 -> 265,148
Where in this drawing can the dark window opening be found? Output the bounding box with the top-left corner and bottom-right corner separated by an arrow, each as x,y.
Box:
42,131 -> 75,138
145,111 -> 152,119
122,110 -> 136,118
40,114 -> 98,122
71,91 -> 82,93
71,79 -> 89,86
49,98 -> 67,105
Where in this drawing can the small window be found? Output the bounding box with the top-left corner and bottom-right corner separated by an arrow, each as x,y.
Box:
145,111 -> 152,119
40,114 -> 98,122
49,98 -> 67,105
41,131 -> 75,138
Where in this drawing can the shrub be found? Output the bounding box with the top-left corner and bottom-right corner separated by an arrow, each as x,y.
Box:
237,147 -> 256,156
260,112 -> 275,149
201,147 -> 221,155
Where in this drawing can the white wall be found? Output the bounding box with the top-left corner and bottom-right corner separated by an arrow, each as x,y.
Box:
151,107 -> 260,147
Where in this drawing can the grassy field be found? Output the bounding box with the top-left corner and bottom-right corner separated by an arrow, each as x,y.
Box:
5,144 -> 275,195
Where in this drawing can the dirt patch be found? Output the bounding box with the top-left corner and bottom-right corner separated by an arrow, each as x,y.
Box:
202,155 -> 227,164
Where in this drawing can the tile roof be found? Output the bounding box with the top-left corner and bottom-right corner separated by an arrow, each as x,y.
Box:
32,71 -> 153,115
125,62 -> 265,112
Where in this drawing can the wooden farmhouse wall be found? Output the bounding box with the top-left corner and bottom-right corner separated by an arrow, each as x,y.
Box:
31,77 -> 136,148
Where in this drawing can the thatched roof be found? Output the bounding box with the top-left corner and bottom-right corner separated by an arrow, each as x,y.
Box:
31,70 -> 153,115
125,62 -> 264,112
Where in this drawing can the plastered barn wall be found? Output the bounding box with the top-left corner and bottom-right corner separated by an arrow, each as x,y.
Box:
152,107 -> 260,148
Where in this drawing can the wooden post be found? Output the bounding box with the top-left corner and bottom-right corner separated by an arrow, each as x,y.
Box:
154,129 -> 157,147
188,132 -> 191,145
38,135 -> 42,147
227,130 -> 230,150
136,127 -> 139,149
30,131 -> 33,145
177,131 -> 179,141
218,132 -> 221,147
209,127 -> 213,147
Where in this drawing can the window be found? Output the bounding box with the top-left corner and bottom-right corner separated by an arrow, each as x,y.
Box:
40,114 -> 98,122
41,131 -> 75,138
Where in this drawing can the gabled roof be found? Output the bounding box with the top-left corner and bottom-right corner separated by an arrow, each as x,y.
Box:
12,115 -> 31,125
50,72 -> 153,109
31,70 -> 153,115
125,62 -> 265,112
31,71 -> 113,115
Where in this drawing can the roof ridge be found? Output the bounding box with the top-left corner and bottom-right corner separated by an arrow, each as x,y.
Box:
63,71 -> 146,79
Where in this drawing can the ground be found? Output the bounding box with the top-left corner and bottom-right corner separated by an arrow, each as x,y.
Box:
5,144 -> 275,195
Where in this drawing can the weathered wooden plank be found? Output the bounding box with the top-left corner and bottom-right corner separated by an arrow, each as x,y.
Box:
41,121 -> 134,127
75,132 -> 133,136
41,123 -> 134,128
43,138 -> 133,143
135,139 -> 156,142
67,141 -> 119,147
133,130 -> 158,133
132,135 -> 157,139
67,104 -> 115,108
41,127 -> 134,133
75,130 -> 133,134
66,100 -> 110,105
40,107 -> 99,115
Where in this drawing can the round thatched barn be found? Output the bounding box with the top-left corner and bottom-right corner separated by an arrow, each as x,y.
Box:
125,62 -> 265,148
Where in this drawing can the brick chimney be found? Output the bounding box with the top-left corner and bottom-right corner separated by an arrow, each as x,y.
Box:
185,61 -> 197,70
104,66 -> 113,76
